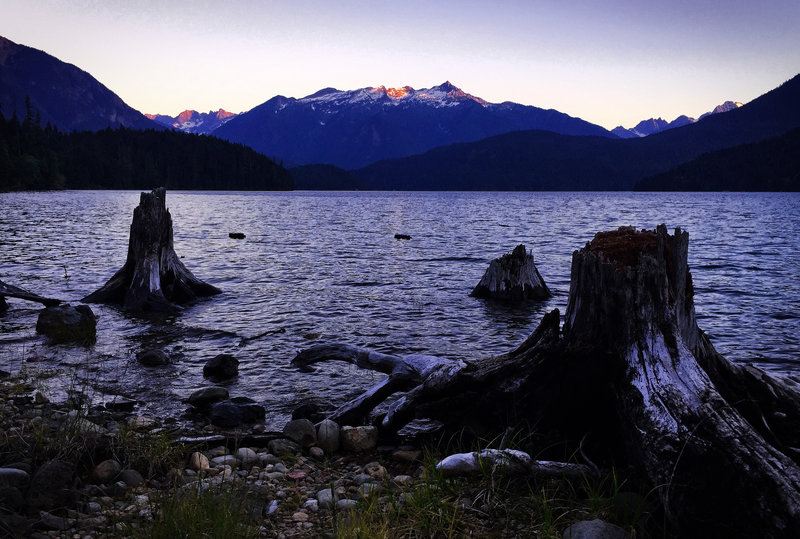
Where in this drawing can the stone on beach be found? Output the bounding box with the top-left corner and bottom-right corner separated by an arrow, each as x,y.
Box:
283,418 -> 317,447
340,425 -> 378,453
317,419 -> 340,454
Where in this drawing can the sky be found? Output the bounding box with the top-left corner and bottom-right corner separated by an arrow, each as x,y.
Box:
3,0 -> 799,130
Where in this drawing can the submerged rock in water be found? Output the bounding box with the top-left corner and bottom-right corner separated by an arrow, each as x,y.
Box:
136,348 -> 170,366
470,244 -> 550,301
36,304 -> 96,344
203,354 -> 239,381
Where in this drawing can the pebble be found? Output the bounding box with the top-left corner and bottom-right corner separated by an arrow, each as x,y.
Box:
291,511 -> 309,522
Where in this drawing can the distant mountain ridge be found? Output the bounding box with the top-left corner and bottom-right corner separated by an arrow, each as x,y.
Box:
0,35 -> 157,132
350,74 -> 800,191
612,101 -> 743,138
146,109 -> 238,134
212,81 -> 615,169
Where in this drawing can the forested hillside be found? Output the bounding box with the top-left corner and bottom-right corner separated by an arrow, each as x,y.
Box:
0,105 -> 292,192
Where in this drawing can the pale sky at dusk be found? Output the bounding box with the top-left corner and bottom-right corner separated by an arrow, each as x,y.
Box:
3,0 -> 799,130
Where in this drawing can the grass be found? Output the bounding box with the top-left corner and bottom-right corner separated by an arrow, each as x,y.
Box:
334,433 -> 655,539
130,480 -> 262,539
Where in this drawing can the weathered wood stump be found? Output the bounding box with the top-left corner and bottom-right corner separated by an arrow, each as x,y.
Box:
293,225 -> 800,537
0,279 -> 61,308
470,244 -> 550,300
83,188 -> 220,312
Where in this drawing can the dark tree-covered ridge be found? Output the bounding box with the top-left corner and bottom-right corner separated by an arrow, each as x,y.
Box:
0,108 -> 292,192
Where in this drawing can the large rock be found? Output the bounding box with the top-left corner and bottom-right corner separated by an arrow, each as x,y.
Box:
187,386 -> 229,407
340,425 -> 378,453
203,354 -> 239,381
92,459 -> 121,483
562,519 -> 631,539
27,460 -> 75,510
317,419 -> 340,454
209,400 -> 265,428
470,244 -> 550,301
283,419 -> 317,447
35,304 -> 97,343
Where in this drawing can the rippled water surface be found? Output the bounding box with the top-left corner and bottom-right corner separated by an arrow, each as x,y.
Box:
1,191 -> 799,428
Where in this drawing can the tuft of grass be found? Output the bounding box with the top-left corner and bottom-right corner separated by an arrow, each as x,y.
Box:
112,426 -> 184,479
131,481 -> 261,539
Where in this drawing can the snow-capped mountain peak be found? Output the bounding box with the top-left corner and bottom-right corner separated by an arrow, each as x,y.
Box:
613,100 -> 743,138
145,108 -> 239,134
298,82 -> 487,109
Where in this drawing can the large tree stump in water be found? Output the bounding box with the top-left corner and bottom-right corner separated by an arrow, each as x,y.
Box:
83,188 -> 220,312
293,225 -> 800,537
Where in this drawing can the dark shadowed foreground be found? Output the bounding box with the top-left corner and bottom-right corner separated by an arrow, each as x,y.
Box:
294,225 -> 800,537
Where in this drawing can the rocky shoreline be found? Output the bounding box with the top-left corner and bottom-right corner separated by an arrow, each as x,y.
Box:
0,368 -> 645,538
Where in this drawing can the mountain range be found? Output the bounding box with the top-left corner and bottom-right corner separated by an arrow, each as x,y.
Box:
1,33 -> 798,192
611,101 -> 743,138
210,82 -> 614,168
146,109 -> 237,134
347,74 -> 800,191
0,36 -> 156,132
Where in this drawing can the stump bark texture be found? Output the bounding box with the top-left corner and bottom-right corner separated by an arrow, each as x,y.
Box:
470,244 -> 550,301
294,225 -> 800,537
83,188 -> 220,312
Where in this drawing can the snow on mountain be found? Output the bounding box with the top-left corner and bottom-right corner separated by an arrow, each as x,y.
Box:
212,81 -> 613,169
612,101 -> 743,138
145,109 -> 238,134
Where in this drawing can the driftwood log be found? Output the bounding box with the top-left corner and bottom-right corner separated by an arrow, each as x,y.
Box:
470,244 -> 550,300
0,279 -> 61,309
83,188 -> 220,312
292,225 -> 800,537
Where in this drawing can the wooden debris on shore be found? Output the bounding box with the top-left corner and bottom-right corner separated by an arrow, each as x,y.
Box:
293,225 -> 800,538
83,188 -> 220,312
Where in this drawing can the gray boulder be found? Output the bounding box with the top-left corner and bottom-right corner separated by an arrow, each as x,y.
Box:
283,419 -> 317,447
268,439 -> 301,457
36,304 -> 96,343
317,419 -> 340,454
470,244 -> 550,301
27,460 -> 75,510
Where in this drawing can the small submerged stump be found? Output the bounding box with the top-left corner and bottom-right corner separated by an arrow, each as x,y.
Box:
470,244 -> 550,301
83,188 -> 221,312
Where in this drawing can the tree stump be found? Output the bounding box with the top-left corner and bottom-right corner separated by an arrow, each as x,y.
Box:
83,188 -> 220,312
293,225 -> 800,537
470,244 -> 550,300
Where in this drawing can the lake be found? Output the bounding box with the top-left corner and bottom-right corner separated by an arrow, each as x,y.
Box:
1,190 -> 799,429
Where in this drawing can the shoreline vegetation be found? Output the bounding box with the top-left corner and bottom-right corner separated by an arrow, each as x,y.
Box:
0,365 -> 654,538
